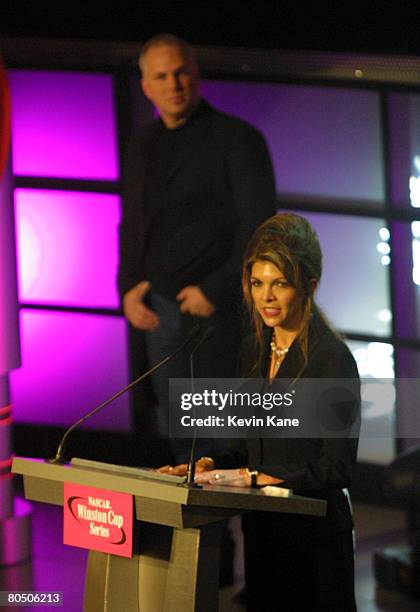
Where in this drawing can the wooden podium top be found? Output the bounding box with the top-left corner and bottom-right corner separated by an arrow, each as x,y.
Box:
13,456 -> 326,528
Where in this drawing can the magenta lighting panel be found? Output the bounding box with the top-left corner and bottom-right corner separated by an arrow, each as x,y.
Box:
10,309 -> 130,431
9,69 -> 119,180
14,188 -> 121,309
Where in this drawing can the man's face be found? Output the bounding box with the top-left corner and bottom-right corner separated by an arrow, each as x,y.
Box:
141,44 -> 201,128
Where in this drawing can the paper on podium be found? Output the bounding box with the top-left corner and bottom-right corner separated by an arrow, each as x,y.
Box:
260,486 -> 292,498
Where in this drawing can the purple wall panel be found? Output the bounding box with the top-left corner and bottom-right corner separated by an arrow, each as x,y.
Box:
9,69 -> 119,180
15,189 -> 120,309
202,80 -> 384,203
288,210 -> 391,336
10,310 -> 130,430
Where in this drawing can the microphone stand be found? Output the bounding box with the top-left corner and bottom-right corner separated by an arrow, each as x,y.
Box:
49,324 -> 202,464
183,327 -> 214,488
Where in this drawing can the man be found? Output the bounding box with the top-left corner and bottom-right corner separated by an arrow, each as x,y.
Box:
118,34 -> 276,465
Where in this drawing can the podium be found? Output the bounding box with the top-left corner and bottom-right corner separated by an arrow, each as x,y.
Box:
12,457 -> 326,611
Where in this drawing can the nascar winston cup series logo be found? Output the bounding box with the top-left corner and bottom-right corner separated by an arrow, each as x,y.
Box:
63,483 -> 133,558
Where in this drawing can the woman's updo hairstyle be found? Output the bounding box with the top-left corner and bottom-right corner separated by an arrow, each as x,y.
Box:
242,213 -> 323,374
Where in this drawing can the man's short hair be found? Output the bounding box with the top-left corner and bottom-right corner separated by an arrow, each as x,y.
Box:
138,34 -> 197,73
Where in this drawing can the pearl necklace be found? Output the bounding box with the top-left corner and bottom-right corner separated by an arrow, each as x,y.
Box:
270,335 -> 289,364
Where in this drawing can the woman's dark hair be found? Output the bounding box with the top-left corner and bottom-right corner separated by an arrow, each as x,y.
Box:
242,212 -> 325,375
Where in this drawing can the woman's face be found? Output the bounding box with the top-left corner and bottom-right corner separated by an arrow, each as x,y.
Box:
250,260 -> 303,330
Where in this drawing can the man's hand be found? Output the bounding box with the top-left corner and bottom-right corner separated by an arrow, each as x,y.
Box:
122,281 -> 160,330
176,286 -> 215,317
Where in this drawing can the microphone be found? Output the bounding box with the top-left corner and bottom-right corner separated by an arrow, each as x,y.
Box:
184,326 -> 215,487
49,324 -> 203,464
189,326 -> 215,378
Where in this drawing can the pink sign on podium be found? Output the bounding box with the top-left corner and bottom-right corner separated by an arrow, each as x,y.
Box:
63,483 -> 133,558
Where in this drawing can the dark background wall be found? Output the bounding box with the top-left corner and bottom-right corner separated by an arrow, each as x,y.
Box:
1,2 -> 420,56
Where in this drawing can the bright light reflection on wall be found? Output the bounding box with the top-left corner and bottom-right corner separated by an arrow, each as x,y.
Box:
377,225 -> 391,267
347,339 -> 395,464
352,341 -> 395,379
409,156 -> 420,207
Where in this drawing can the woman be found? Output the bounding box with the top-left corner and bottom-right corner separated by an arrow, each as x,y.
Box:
164,213 -> 360,610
